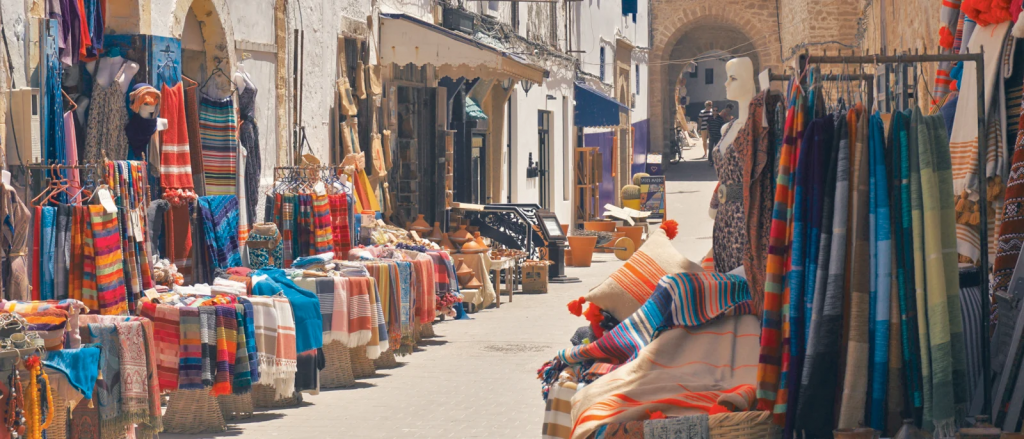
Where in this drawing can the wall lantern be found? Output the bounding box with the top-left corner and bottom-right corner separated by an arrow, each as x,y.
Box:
520,79 -> 534,94
501,78 -> 515,90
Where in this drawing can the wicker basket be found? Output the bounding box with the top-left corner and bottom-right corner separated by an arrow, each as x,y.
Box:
349,346 -> 376,378
321,340 -> 355,388
218,393 -> 254,420
163,389 -> 227,434
44,396 -> 68,439
419,322 -> 436,338
251,383 -> 302,408
708,411 -> 780,439
374,347 -> 399,369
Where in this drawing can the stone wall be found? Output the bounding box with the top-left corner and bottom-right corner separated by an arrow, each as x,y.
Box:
778,0 -> 863,61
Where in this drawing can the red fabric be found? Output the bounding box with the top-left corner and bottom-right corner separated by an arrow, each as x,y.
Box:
1013,0 -> 1024,20
158,83 -> 196,197
328,194 -> 351,257
962,0 -> 1014,25
32,206 -> 41,301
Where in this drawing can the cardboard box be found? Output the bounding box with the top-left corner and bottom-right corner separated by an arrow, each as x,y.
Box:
522,263 -> 549,294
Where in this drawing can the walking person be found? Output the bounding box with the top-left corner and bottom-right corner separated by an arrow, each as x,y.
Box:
698,101 -> 714,159
706,108 -> 725,166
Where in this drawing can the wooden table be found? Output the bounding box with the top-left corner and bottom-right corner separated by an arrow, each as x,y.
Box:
488,257 -> 517,307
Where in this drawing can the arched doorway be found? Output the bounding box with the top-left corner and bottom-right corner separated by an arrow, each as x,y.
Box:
172,0 -> 236,97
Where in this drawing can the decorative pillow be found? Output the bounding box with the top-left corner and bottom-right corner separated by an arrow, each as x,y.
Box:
568,220 -> 703,323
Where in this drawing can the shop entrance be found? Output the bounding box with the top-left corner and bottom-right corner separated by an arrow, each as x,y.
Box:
178,0 -> 232,97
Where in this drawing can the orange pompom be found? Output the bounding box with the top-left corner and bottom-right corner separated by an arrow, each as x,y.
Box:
647,410 -> 667,420
939,26 -> 955,49
661,219 -> 679,240
583,303 -> 605,338
567,297 -> 586,317
24,355 -> 40,369
708,404 -> 730,415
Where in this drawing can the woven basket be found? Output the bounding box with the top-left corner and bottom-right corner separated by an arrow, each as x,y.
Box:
419,322 -> 436,338
349,346 -> 376,378
252,383 -> 302,408
321,340 -> 355,388
374,347 -> 399,369
163,389 -> 227,434
218,393 -> 254,420
44,396 -> 68,439
708,411 -> 780,439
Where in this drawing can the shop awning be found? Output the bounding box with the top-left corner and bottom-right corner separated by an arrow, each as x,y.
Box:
465,97 -> 488,120
380,13 -> 547,84
574,82 -> 628,128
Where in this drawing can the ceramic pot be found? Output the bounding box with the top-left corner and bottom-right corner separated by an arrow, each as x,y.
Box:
461,237 -> 488,254
451,225 -> 473,244
464,274 -> 483,290
561,224 -> 570,236
564,248 -> 573,266
567,236 -> 598,267
410,214 -> 432,234
473,232 -> 489,248
427,222 -> 443,242
617,226 -> 644,248
440,233 -> 457,251
583,221 -> 616,232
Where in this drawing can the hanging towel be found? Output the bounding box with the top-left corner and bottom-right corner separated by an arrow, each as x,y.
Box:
273,297 -> 298,399
159,82 -> 196,201
212,305 -> 238,396
344,276 -> 373,348
240,299 -> 260,385
331,276 -> 352,346
198,95 -> 238,196
232,304 -> 252,394
80,206 -> 98,312
89,205 -> 127,316
89,322 -> 124,432
115,320 -> 151,427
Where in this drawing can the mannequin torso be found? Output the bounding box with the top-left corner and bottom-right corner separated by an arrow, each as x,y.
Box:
718,58 -> 755,153
88,56 -> 139,93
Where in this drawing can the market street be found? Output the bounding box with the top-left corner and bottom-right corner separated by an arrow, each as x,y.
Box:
162,144 -> 713,438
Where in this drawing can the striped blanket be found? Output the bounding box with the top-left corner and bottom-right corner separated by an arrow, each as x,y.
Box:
569,316 -> 761,439
198,195 -> 242,271
198,96 -> 238,196
138,302 -> 180,391
159,83 -> 195,196
312,194 -> 334,254
556,272 -> 754,366
89,205 -> 127,316
177,306 -> 203,390
212,305 -> 238,396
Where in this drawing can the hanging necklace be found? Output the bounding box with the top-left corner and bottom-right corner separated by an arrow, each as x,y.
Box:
5,365 -> 24,439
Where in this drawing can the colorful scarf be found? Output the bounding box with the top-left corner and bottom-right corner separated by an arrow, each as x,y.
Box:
198,95 -> 238,196
756,88 -> 805,423
838,106 -> 872,429
199,305 -> 217,387
177,306 -> 203,390
114,320 -> 151,427
329,194 -> 352,258
232,304 -> 252,394
54,204 -> 71,300
138,302 -> 180,391
273,297 -> 298,399
240,299 -> 260,385
158,82 -> 196,197
3,299 -> 88,348
80,208 -> 100,312
41,206 -> 56,301
794,112 -> 848,438
31,206 -> 40,301
555,272 -> 754,367
198,195 -> 242,271
88,322 -> 122,429
273,194 -> 297,267
89,205 -> 127,316
912,109 -> 969,434
69,205 -> 85,303
211,305 -> 238,396
867,113 -> 893,430
312,194 -> 334,254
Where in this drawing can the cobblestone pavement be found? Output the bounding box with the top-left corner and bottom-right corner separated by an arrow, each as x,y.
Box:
163,143 -> 714,439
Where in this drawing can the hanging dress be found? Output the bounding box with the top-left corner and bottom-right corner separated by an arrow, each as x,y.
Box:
83,63 -> 129,163
711,122 -> 745,274
238,80 -> 261,224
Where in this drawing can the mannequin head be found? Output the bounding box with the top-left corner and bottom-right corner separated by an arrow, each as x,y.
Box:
724,57 -> 755,102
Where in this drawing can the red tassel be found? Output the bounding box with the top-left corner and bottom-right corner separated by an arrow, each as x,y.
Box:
647,410 -> 667,420
939,26 -> 955,49
583,303 -> 605,338
567,297 -> 586,317
709,404 -> 730,415
661,219 -> 679,240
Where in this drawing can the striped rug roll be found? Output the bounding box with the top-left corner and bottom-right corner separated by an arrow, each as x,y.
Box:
199,96 -> 239,197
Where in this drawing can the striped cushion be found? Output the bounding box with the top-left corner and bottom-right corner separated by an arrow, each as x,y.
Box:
581,227 -> 703,321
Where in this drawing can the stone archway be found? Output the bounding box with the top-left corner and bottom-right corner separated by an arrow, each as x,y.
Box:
648,1 -> 781,157
171,0 -> 237,95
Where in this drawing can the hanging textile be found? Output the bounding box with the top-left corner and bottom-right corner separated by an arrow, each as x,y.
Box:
238,82 -> 261,223
184,78 -> 207,196
868,113 -> 893,430
198,95 -> 238,196
41,206 -> 56,301
44,50 -> 66,168
89,205 -> 128,315
54,204 -> 72,300
197,195 -> 242,272
107,160 -> 154,311
159,82 -> 197,201
0,184 -> 31,301
84,65 -> 129,163
329,194 -> 352,258
312,194 -> 333,254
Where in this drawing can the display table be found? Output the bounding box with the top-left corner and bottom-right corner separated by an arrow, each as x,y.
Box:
487,257 -> 517,307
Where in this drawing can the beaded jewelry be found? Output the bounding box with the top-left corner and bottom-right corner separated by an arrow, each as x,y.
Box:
22,356 -> 50,439
4,365 -> 24,439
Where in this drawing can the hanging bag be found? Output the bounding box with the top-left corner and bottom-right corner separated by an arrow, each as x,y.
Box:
355,61 -> 367,100
367,64 -> 382,96
337,76 -> 358,116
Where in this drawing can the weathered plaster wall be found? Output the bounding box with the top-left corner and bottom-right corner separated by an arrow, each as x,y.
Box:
504,82 -> 573,222
778,0 -> 862,61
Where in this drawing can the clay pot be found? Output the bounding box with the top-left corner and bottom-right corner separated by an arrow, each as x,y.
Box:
440,233 -> 457,251
473,232 -> 488,248
461,237 -> 488,254
561,224 -> 570,236
410,214 -> 432,234
617,226 -> 644,248
464,274 -> 483,290
567,236 -> 598,267
427,222 -> 443,242
564,248 -> 573,266
583,221 -> 616,232
450,225 -> 473,244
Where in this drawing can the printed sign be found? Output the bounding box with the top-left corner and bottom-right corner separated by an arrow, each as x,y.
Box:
639,175 -> 666,219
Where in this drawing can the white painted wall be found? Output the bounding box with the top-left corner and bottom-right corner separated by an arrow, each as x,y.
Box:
503,82 -> 572,222
574,0 -> 649,124
685,55 -> 729,106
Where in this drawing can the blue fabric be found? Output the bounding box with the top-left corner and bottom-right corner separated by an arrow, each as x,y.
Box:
44,347 -> 101,399
41,206 -> 57,301
252,269 -> 323,352
575,82 -> 627,128
941,95 -> 958,139
239,298 -> 260,385
868,113 -> 893,429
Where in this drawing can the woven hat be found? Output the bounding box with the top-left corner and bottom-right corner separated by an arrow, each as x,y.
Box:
568,220 -> 703,323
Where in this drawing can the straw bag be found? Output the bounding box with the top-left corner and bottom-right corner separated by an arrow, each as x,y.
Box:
252,384 -> 302,408
708,411 -> 780,439
321,340 -> 355,388
349,346 -> 376,378
355,61 -> 367,99
337,77 -> 358,116
374,347 -> 399,369
367,64 -> 382,96
163,389 -> 227,434
218,393 -> 254,420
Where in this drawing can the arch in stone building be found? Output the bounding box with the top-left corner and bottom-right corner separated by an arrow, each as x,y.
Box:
648,2 -> 781,158
170,0 -> 237,95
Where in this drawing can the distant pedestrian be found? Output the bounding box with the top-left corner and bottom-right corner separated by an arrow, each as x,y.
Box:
698,101 -> 714,159
707,110 -> 725,166
720,104 -> 734,123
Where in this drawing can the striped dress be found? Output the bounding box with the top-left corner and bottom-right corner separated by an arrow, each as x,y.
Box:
199,96 -> 239,196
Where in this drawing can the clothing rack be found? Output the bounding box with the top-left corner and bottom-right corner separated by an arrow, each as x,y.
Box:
799,49 -> 991,414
